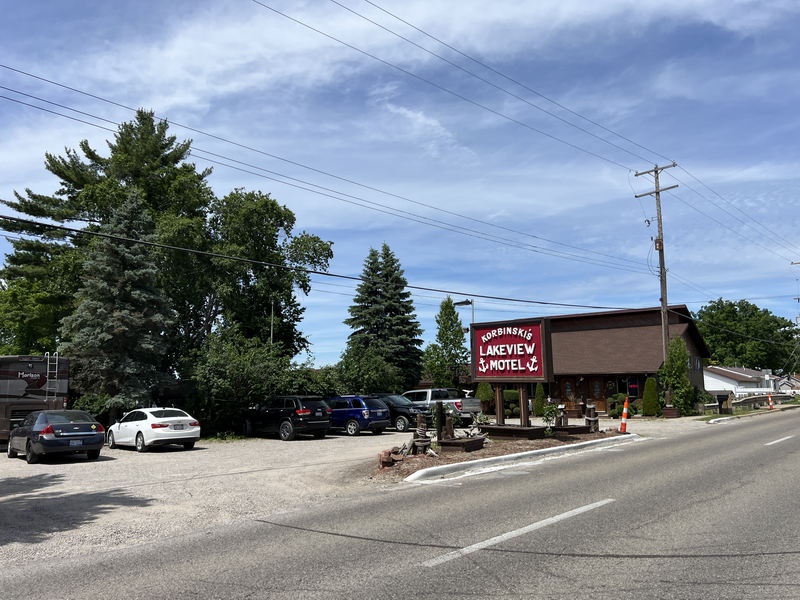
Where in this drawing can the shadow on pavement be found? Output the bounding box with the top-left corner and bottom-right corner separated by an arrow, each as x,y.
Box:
0,472 -> 152,548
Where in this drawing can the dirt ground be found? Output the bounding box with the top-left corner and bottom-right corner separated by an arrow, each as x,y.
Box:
371,429 -> 623,483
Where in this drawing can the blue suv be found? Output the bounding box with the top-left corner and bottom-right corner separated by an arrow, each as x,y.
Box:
326,396 -> 390,435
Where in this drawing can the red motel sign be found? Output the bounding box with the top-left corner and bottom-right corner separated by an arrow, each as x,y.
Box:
471,319 -> 549,382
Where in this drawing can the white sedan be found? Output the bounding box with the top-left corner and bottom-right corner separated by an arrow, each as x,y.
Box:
107,407 -> 201,452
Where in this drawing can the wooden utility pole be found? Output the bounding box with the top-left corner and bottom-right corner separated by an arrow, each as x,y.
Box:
635,162 -> 678,363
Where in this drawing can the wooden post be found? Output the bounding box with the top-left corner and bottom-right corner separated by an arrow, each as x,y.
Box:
494,384 -> 505,425
518,383 -> 530,427
435,400 -> 444,440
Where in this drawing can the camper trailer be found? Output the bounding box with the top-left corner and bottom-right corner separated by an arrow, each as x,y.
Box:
0,353 -> 69,442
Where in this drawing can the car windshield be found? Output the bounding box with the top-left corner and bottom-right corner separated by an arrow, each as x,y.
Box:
382,395 -> 413,406
150,409 -> 189,418
45,411 -> 94,423
364,398 -> 388,409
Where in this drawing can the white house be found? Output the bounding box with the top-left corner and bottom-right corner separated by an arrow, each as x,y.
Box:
776,374 -> 800,395
703,366 -> 778,398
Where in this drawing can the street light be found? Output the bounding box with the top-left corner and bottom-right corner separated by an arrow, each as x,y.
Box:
453,299 -> 474,328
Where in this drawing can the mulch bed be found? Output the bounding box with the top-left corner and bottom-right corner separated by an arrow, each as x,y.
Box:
370,429 -> 623,483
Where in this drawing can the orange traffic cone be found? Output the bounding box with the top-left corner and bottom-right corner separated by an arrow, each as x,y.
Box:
768,394 -> 774,410
618,397 -> 630,433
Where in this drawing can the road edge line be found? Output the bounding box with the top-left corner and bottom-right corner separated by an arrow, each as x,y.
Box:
405,434 -> 641,482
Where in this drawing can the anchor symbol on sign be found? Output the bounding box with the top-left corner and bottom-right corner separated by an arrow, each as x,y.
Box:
526,356 -> 539,372
478,357 -> 489,373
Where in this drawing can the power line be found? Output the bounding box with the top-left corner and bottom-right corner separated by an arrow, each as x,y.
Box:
328,0 -> 655,165
247,0 -> 635,170
667,170 -> 799,260
0,91 -> 653,275
0,73 -> 653,271
355,1 -> 797,262
674,165 -> 800,256
361,0 -> 676,166
0,212 -> 637,311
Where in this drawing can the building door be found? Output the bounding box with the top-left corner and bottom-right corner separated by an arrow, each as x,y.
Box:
589,377 -> 606,412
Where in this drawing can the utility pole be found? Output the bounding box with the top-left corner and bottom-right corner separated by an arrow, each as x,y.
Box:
793,263 -> 799,325
635,162 -> 678,363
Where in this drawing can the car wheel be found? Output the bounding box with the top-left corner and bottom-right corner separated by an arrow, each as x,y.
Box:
25,441 -> 40,464
182,441 -> 195,450
86,449 -> 101,460
394,416 -> 410,432
312,430 -> 326,439
135,432 -> 147,453
7,441 -> 18,459
107,431 -> 117,449
279,420 -> 296,441
372,428 -> 384,435
345,419 -> 361,436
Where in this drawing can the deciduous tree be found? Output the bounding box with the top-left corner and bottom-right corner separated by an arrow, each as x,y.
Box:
695,299 -> 798,373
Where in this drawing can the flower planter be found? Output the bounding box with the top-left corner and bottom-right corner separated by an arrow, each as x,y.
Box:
478,425 -> 547,439
438,437 -> 486,453
663,407 -> 680,418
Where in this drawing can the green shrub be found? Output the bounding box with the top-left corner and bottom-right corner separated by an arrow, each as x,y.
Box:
503,389 -> 519,405
642,377 -> 658,416
504,408 -> 512,417
533,383 -> 545,417
513,406 -> 520,416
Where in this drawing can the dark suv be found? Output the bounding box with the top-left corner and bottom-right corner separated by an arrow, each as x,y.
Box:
243,396 -> 330,441
372,393 -> 431,432
326,396 -> 390,435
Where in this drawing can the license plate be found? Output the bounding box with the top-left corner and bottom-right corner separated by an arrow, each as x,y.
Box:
315,410 -> 322,416
69,440 -> 82,446
173,424 -> 184,430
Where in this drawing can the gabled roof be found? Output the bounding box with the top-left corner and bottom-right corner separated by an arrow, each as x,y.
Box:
704,366 -> 768,382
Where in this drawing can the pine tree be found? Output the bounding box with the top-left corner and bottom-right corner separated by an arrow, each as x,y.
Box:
344,244 -> 422,389
58,192 -> 174,409
422,296 -> 469,387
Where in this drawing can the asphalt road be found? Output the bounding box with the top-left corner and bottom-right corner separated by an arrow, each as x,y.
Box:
2,411 -> 799,599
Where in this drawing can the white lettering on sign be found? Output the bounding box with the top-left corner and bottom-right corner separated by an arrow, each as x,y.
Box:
17,371 -> 42,381
480,343 -> 536,357
480,327 -> 534,344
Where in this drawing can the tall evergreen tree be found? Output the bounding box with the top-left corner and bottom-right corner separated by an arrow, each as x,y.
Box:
58,193 -> 174,409
344,244 -> 422,388
422,296 -> 469,387
1,111 -> 332,373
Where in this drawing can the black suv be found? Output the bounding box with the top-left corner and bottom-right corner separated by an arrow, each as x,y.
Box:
372,393 -> 431,432
243,396 -> 331,441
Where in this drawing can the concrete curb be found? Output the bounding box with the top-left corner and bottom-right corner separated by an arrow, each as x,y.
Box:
404,433 -> 642,482
706,404 -> 800,425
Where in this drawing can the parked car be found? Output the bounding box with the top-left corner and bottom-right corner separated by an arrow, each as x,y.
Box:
403,388 -> 481,426
107,407 -> 200,452
6,409 -> 105,464
326,396 -> 391,435
243,396 -> 330,441
372,393 -> 431,432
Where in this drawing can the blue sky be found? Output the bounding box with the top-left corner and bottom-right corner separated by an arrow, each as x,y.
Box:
2,0 -> 799,366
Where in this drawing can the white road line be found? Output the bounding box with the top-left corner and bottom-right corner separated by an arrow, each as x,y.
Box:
765,435 -> 794,446
423,498 -> 615,567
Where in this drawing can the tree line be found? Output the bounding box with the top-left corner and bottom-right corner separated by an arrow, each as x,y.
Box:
1,112 -> 796,429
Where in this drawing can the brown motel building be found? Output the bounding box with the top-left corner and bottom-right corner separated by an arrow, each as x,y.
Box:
471,305 -> 710,414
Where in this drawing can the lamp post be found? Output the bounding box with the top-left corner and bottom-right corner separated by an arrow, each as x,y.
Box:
453,298 -> 474,328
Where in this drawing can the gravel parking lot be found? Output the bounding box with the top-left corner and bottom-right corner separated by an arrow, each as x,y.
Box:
0,430 -> 407,569
0,413 -> 739,571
